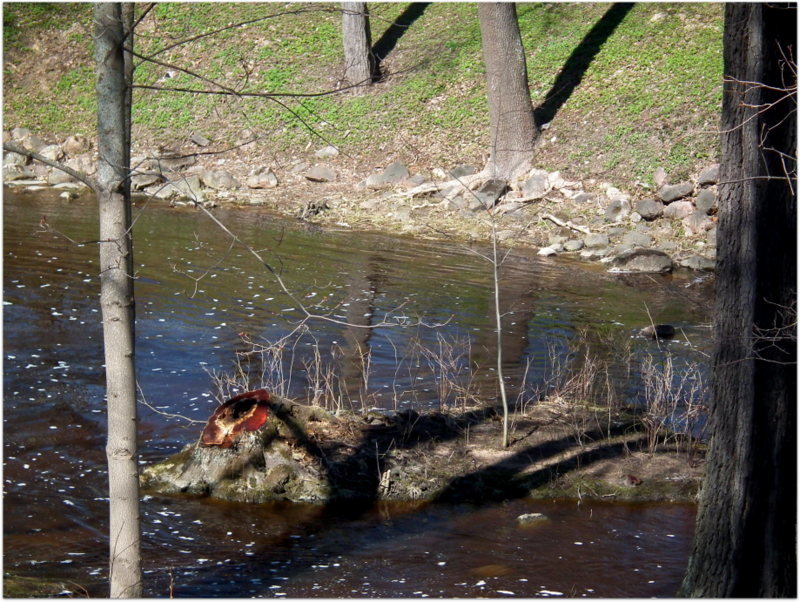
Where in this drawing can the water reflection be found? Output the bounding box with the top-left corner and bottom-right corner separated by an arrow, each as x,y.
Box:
3,188 -> 711,596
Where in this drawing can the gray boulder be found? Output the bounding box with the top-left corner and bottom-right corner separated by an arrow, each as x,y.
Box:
4,150 -> 28,167
131,172 -> 165,191
449,164 -> 476,179
695,188 -> 717,214
246,167 -> 279,189
622,231 -> 652,248
697,164 -> 720,186
314,145 -> 339,159
584,233 -> 610,249
635,198 -> 664,221
682,211 -> 714,236
40,144 -> 64,162
678,255 -> 715,271
663,200 -> 695,219
472,179 -> 507,208
202,169 -> 240,190
653,167 -> 668,188
522,170 -> 549,199
190,132 -> 211,147
658,181 -> 694,203
604,197 -> 631,222
608,248 -> 673,273
365,162 -> 410,189
563,239 -> 585,252
573,192 -> 595,203
305,165 -> 336,183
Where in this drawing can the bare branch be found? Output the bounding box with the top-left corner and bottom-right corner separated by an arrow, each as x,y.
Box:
3,142 -> 99,191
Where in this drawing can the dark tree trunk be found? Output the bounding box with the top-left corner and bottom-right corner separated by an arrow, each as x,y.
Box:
95,3 -> 141,597
342,2 -> 375,89
477,3 -> 538,180
679,3 -> 796,597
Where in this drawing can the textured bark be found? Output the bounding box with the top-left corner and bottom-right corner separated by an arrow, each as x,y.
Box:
342,2 -> 375,89
478,3 -> 538,180
95,3 -> 141,598
679,3 -> 796,597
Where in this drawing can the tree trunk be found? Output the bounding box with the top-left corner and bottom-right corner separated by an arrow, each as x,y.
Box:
342,2 -> 375,89
478,3 -> 538,180
95,3 -> 142,598
679,3 -> 796,597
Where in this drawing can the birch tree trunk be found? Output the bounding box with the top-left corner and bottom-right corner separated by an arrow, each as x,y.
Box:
95,3 -> 142,597
342,2 -> 375,89
679,3 -> 796,596
478,3 -> 538,180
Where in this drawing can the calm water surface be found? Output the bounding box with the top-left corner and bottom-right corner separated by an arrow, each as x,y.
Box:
3,188 -> 712,596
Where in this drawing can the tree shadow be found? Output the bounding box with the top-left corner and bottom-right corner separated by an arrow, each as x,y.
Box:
371,3 -> 430,64
533,3 -> 634,127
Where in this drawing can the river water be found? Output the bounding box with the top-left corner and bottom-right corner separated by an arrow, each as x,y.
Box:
3,187 -> 712,597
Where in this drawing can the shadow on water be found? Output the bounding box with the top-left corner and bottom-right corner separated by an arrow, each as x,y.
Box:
534,3 -> 635,126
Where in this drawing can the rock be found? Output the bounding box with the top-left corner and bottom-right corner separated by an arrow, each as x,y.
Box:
131,172 -> 164,191
365,161 -> 410,189
547,171 -> 565,189
4,150 -> 28,167
47,167 -> 75,185
407,174 -> 427,186
522,170 -> 550,199
21,134 -> 48,153
538,246 -> 558,257
449,164 -> 476,179
584,233 -> 610,249
653,167 -> 668,188
604,198 -> 631,222
548,234 -> 569,246
682,211 -> 714,236
157,153 -> 197,171
629,212 -> 643,223
3,165 -> 35,181
517,513 -> 548,526
658,182 -> 694,203
640,324 -> 676,339
10,127 -> 31,141
202,169 -> 240,190
622,231 -> 652,248
608,248 -> 673,273
39,144 -> 64,162
314,145 -> 339,158
679,255 -> 715,271
472,179 -> 508,208
706,226 -> 717,247
573,192 -> 595,203
663,200 -> 695,220
189,132 -> 211,147
61,134 -> 91,156
635,198 -> 664,221
305,165 -> 336,183
563,239 -> 584,252
234,129 -> 257,149
695,188 -> 717,214
246,167 -> 279,189
697,163 -> 720,186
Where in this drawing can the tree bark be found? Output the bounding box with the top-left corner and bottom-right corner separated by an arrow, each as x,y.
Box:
679,3 -> 796,597
478,3 -> 538,180
95,3 -> 142,598
342,2 -> 375,89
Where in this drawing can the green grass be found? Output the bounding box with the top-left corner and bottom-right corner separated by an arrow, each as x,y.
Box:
3,2 -> 723,185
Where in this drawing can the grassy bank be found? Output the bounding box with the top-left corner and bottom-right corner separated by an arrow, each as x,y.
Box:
3,2 -> 722,187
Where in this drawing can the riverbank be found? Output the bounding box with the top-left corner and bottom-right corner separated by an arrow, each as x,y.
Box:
4,125 -> 719,275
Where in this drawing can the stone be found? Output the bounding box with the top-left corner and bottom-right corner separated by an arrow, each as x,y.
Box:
202,169 -> 240,190
573,192 -> 595,203
173,175 -> 205,203
4,150 -> 28,167
663,200 -> 694,220
522,170 -> 550,199
682,211 -> 714,236
658,181 -> 694,203
39,144 -> 64,162
314,145 -> 339,158
695,188 -> 717,214
697,163 -> 720,186
548,234 -> 569,246
246,167 -> 279,189
472,179 -> 508,208
190,132 -> 211,147
10,127 -> 31,141
21,134 -> 48,153
3,165 -> 35,181
635,198 -> 664,221
604,198 -> 631,222
365,162 -> 410,189
305,165 -> 336,183
47,167 -> 76,185
62,134 -> 91,156
517,513 -> 548,525
584,233 -> 610,249
706,226 -> 717,247
158,154 -> 197,171
608,248 -> 673,273
234,129 -> 257,149
563,239 -> 584,252
679,255 -> 715,271
629,212 -> 642,223
537,246 -> 558,257
449,164 -> 476,179
622,231 -> 652,248
653,167 -> 668,188
640,324 -> 676,339
131,172 -> 164,191
547,171 -> 565,189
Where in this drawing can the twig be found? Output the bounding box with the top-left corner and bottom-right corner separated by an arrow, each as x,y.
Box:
541,213 -> 592,235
